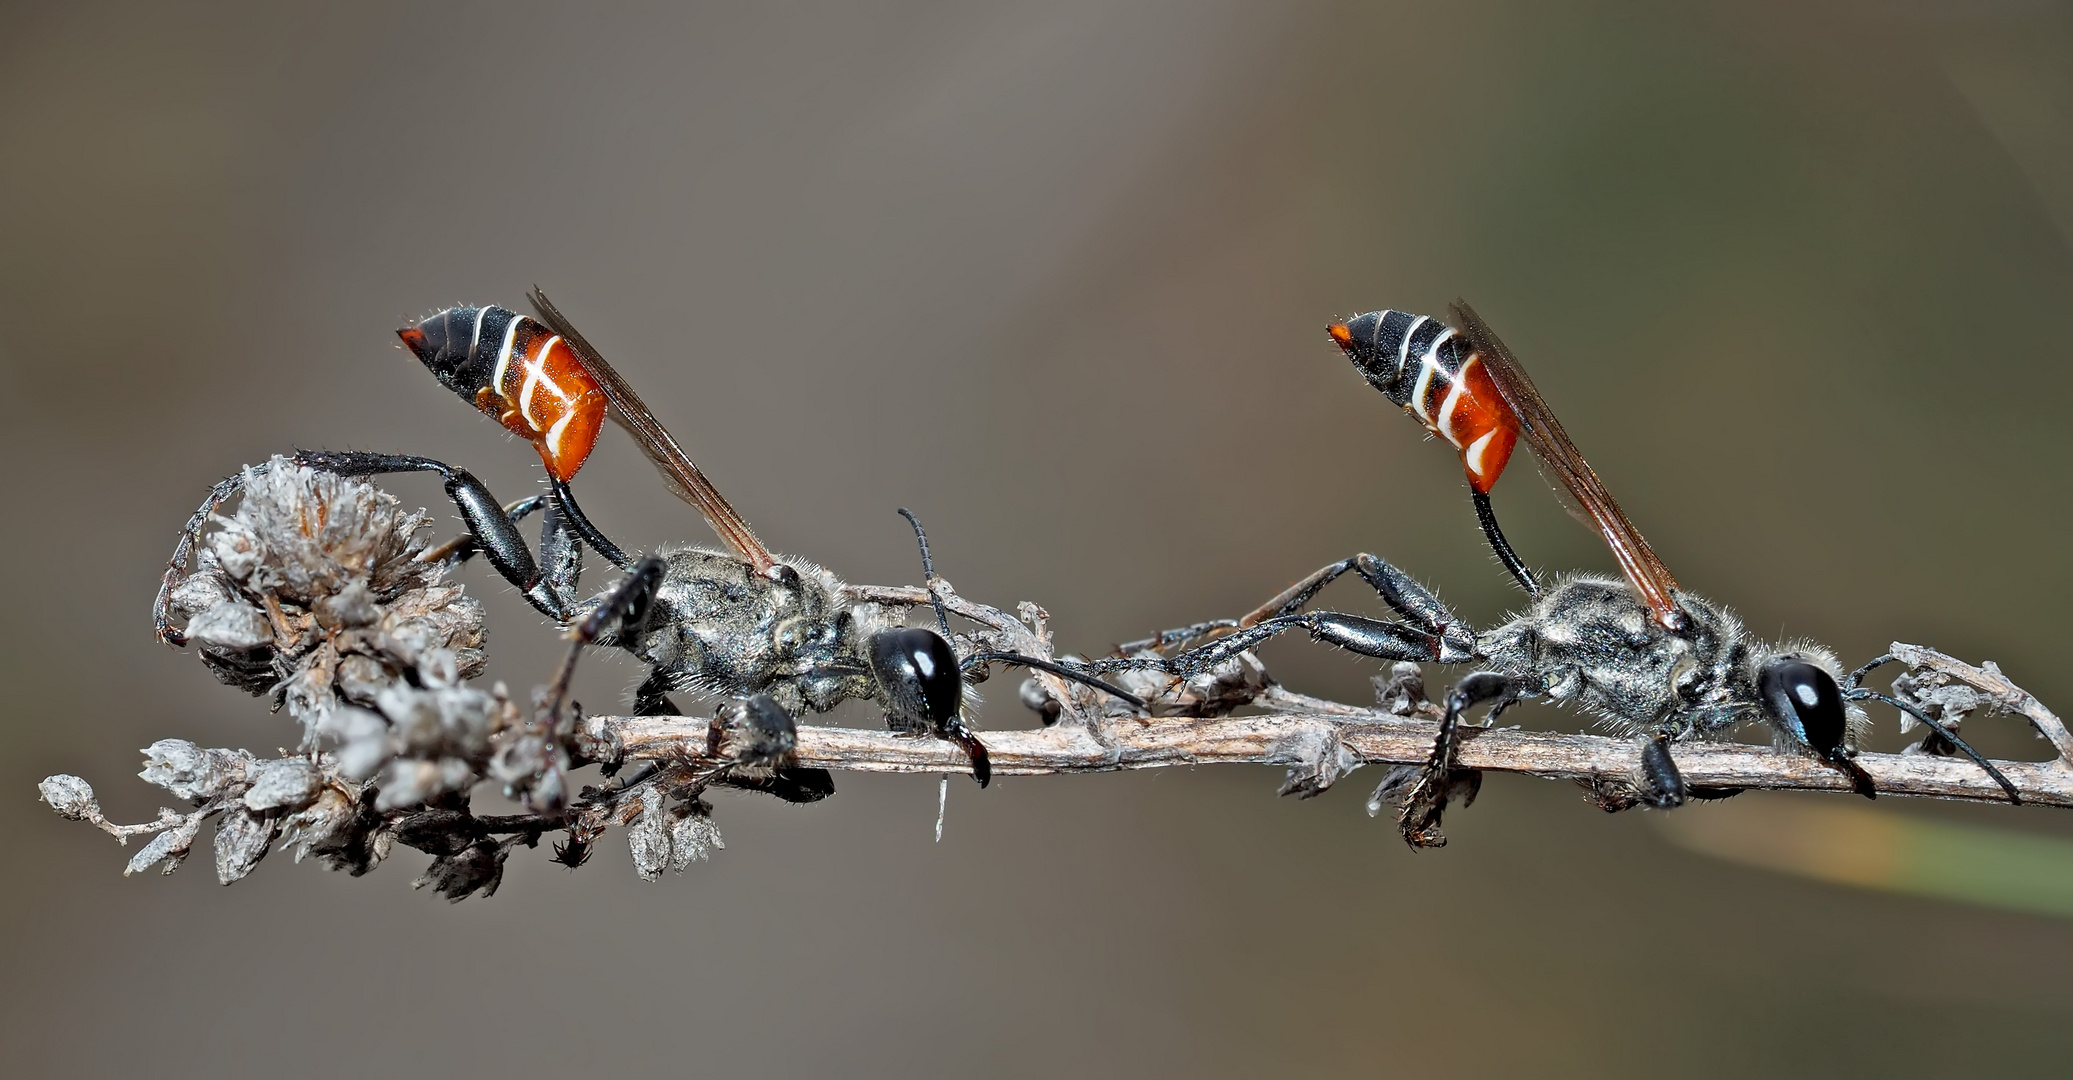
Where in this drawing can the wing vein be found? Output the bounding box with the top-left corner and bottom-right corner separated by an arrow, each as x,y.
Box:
527,287 -> 777,574
1449,300 -> 1685,631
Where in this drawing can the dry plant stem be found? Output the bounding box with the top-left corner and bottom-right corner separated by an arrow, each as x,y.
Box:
581,645 -> 2073,809
1887,641 -> 2073,763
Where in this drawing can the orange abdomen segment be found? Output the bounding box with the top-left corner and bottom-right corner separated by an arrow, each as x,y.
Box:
1460,419 -> 1517,493
1414,352 -> 1519,494
472,329 -> 608,481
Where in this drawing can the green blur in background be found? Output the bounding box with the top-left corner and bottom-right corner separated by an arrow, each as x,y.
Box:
4,1 -> 2072,1076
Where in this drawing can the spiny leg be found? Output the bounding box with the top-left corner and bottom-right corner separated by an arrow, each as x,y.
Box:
1115,553 -> 1476,662
156,471 -> 254,645
1113,557 -> 1384,655
1241,553 -> 1474,651
1398,671 -> 1518,847
157,455 -> 600,638
539,556 -> 668,737
537,492 -> 583,613
622,672 -> 835,803
1113,619 -> 1243,655
1423,673 -> 1518,781
293,450 -> 567,619
418,483 -> 622,616
1098,606 -> 1457,683
417,493 -> 550,566
1094,553 -> 1475,681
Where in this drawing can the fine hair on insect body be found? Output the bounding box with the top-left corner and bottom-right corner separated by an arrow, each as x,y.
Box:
1081,300 -> 2019,845
154,289 -> 1143,817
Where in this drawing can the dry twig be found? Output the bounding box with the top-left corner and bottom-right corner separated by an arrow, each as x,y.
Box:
40,462 -> 2068,899
579,657 -> 2073,811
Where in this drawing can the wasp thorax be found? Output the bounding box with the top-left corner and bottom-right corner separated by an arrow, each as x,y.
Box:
869,628 -> 962,732
770,614 -> 820,653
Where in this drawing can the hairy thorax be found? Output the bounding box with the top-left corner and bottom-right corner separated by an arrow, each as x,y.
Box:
1476,575 -> 1763,740
607,547 -> 883,716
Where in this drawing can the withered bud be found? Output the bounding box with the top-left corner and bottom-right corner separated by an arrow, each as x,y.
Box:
316,706 -> 392,781
668,803 -> 724,872
280,784 -> 363,864
183,600 -> 272,651
39,775 -> 100,821
214,807 -> 280,885
126,814 -> 205,877
242,758 -> 323,813
373,757 -> 477,812
626,790 -> 671,882
140,740 -> 252,802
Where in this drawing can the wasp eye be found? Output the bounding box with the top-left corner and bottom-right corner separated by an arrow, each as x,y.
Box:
868,628 -> 963,731
1760,659 -> 1847,755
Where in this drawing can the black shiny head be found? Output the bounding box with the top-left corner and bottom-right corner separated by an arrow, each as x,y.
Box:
868,627 -> 964,734
1760,659 -> 1848,756
398,305 -> 505,399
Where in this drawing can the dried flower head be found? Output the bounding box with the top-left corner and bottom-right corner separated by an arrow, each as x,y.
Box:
159,458 -> 486,731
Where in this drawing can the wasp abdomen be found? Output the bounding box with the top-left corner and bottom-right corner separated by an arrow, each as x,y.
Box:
399,305 -> 607,482
1329,310 -> 1519,494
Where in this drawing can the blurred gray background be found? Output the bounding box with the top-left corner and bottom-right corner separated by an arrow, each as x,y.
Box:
6,1 -> 2073,1075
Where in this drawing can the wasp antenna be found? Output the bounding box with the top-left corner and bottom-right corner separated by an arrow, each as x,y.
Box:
962,650 -> 1146,710
1843,653 -> 1898,691
1848,689 -> 2021,804
897,508 -> 956,640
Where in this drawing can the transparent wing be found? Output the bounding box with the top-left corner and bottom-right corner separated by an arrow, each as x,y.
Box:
527,287 -> 778,575
1449,300 -> 1685,631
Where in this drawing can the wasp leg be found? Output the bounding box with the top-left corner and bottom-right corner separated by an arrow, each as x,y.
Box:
1240,553 -> 1474,653
1397,671 -> 1518,848
421,494 -> 553,567
157,458 -> 601,639
416,486 -> 611,618
539,557 -> 668,732
156,470 -> 257,645
629,670 -> 836,804
1112,619 -> 1245,656
1102,555 -> 1475,671
1205,612 -> 1454,677
1093,555 -> 1474,685
548,474 -> 630,570
291,450 -> 572,620
1637,735 -> 1687,809
715,766 -> 838,803
536,492 -> 586,614
1112,554 -> 1477,661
